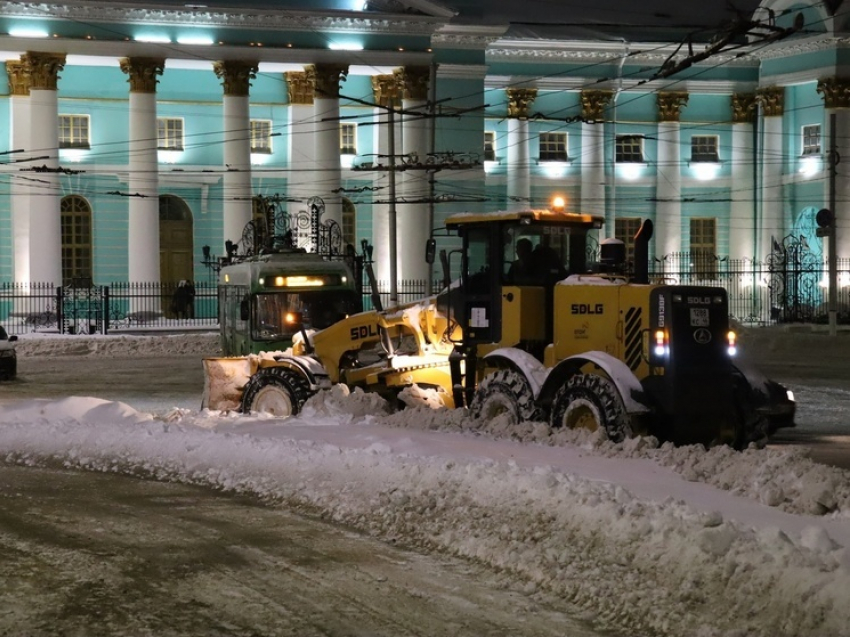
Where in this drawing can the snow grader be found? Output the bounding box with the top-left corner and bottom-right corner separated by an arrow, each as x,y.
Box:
203,206 -> 795,449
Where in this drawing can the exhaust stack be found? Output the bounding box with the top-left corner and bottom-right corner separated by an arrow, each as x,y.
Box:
633,219 -> 653,284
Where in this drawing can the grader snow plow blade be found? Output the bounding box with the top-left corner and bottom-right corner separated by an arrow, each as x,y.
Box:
202,357 -> 256,411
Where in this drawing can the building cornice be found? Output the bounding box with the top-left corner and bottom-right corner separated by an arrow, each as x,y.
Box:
486,39 -> 759,68
486,75 -> 756,95
431,25 -> 508,50
0,1 -> 443,36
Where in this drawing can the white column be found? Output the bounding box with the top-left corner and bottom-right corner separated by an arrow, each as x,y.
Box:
578,90 -> 612,243
24,52 -> 65,285
654,93 -> 688,260
506,118 -> 530,210
398,67 -> 431,281
121,57 -> 164,284
6,61 -> 31,283
757,89 -> 785,263
729,95 -> 756,260
311,63 -> 348,228
505,88 -> 537,211
654,121 -> 682,257
370,104 -> 392,280
580,122 -> 605,217
285,71 -> 318,246
215,61 -> 258,249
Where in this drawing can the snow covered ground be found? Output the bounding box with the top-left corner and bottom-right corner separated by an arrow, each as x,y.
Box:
1,331 -> 850,637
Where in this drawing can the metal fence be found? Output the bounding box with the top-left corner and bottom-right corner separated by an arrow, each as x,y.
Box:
0,281 -> 219,336
4,254 -> 850,336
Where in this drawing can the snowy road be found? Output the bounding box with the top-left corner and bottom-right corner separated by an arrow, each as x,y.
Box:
0,464 -> 600,637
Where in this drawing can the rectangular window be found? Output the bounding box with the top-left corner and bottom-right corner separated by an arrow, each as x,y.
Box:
250,120 -> 273,154
538,132 -> 568,162
690,135 -> 719,162
802,124 -> 821,156
690,218 -> 717,278
615,135 -> 644,163
614,217 -> 642,264
58,115 -> 90,149
340,122 -> 357,155
157,117 -> 184,151
484,131 -> 496,161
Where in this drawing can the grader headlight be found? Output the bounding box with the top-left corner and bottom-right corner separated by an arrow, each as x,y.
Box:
727,330 -> 738,357
653,329 -> 669,357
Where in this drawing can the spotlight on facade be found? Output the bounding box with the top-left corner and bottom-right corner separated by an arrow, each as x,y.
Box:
9,27 -> 49,38
692,162 -> 720,181
799,156 -> 821,177
329,42 -> 364,51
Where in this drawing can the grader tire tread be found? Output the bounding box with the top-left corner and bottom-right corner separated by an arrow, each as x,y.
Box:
241,367 -> 312,416
470,369 -> 542,424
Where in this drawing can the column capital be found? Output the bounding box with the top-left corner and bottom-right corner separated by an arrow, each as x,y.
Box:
21,52 -> 65,90
580,89 -> 613,121
731,93 -> 757,123
395,66 -> 429,101
5,60 -> 30,96
213,60 -> 258,97
371,73 -> 402,109
285,70 -> 315,105
309,63 -> 349,99
119,57 -> 165,93
506,88 -> 537,119
657,91 -> 689,122
817,77 -> 850,109
756,86 -> 785,117
655,91 -> 690,122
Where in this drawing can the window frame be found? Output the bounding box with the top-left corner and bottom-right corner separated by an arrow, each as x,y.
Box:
690,135 -> 719,163
157,117 -> 184,151
801,124 -> 821,157
58,114 -> 91,150
484,130 -> 496,161
60,194 -> 93,286
250,119 -> 273,154
689,217 -> 718,279
615,134 -> 644,163
339,122 -> 357,156
614,217 -> 642,264
538,131 -> 568,162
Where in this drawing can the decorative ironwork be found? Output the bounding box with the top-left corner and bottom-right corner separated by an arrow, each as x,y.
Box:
766,233 -> 822,323
61,279 -> 104,335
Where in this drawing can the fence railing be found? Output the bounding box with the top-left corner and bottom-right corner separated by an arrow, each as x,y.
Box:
0,281 -> 219,336
4,256 -> 850,336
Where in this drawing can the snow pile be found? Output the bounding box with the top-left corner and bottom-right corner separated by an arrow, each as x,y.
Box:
14,332 -> 220,358
0,406 -> 848,637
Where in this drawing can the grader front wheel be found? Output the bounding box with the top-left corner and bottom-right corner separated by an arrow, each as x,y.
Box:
470,369 -> 541,424
240,367 -> 311,417
550,374 -> 632,442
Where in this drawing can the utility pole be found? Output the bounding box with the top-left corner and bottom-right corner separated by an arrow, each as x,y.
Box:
828,113 -> 838,336
387,108 -> 398,307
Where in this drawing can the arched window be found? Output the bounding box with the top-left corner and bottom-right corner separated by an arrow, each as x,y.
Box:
60,195 -> 93,286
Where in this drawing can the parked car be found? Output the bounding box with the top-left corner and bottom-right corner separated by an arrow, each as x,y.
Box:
0,326 -> 18,380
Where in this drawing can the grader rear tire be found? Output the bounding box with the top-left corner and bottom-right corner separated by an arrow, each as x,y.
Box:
549,374 -> 632,443
470,369 -> 541,424
240,367 -> 311,417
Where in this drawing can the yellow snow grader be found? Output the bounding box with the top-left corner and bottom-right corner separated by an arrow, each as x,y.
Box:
203,206 -> 795,448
